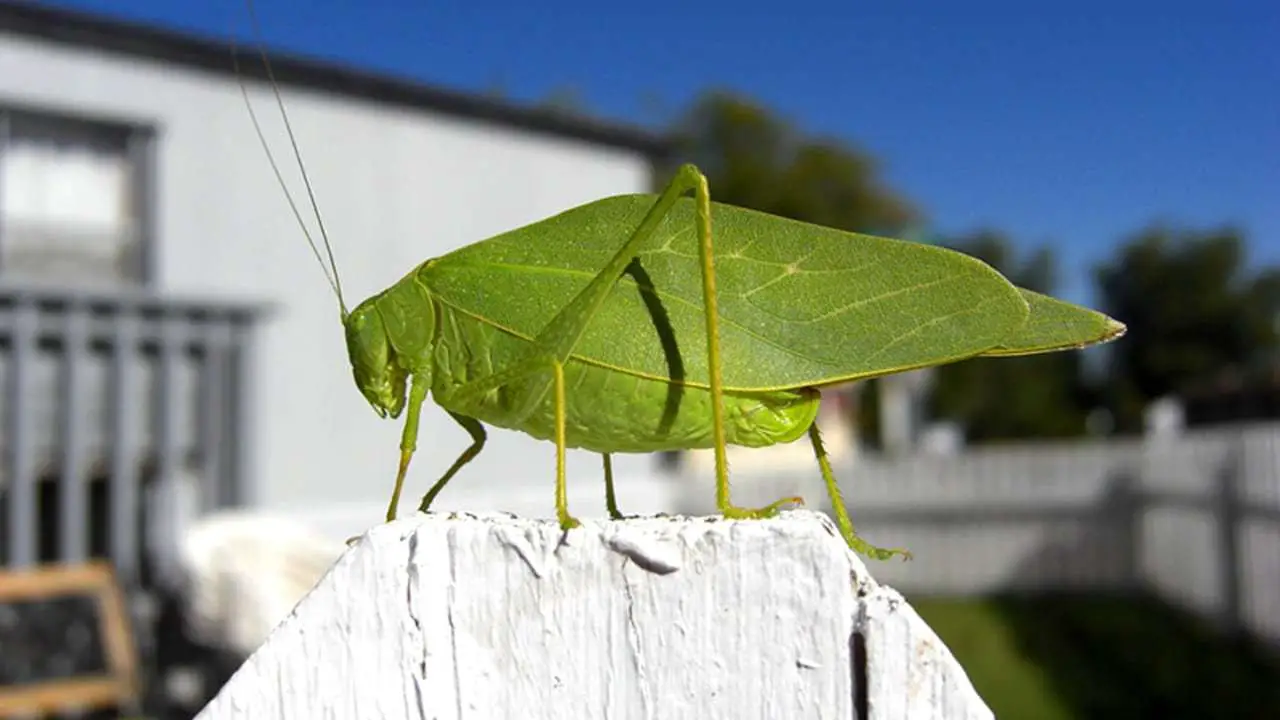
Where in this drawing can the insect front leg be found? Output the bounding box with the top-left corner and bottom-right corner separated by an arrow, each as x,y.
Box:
386,372 -> 430,522
807,422 -> 911,561
417,412 -> 487,513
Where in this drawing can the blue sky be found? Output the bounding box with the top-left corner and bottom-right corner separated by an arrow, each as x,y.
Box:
48,0 -> 1278,306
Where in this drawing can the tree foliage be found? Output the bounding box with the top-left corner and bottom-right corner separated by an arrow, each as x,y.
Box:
663,91 -> 919,235
1095,226 -> 1280,432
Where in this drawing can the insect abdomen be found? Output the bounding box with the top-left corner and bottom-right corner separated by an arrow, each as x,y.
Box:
430,303 -> 819,453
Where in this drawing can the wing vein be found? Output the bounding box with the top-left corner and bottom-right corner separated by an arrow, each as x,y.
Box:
857,294 -> 1007,367
434,261 -> 1000,373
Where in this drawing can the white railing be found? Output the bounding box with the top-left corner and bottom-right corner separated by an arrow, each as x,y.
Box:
751,422 -> 1280,646
0,283 -> 266,587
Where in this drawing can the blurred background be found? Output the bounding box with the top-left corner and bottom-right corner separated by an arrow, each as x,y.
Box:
0,0 -> 1275,717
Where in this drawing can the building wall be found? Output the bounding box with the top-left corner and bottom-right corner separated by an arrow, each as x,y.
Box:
0,32 -> 659,520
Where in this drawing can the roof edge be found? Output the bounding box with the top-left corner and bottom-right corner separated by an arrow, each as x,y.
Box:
0,1 -> 674,159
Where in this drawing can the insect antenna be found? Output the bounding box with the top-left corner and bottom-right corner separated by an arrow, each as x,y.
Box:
232,0 -> 350,319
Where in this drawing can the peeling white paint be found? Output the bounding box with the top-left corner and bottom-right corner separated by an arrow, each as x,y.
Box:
603,525 -> 685,575
196,510 -> 991,719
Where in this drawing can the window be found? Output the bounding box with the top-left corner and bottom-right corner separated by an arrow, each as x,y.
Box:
0,107 -> 152,286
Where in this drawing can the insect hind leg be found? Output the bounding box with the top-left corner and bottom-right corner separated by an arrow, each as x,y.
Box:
553,362 -> 580,531
681,165 -> 803,521
807,421 -> 911,561
444,164 -> 803,528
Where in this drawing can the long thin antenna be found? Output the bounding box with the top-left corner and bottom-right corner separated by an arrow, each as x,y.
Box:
232,47 -> 340,302
234,0 -> 349,318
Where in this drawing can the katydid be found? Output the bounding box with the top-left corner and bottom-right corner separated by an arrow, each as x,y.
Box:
237,40 -> 1124,562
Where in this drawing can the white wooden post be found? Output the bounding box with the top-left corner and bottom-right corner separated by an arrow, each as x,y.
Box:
195,510 -> 991,719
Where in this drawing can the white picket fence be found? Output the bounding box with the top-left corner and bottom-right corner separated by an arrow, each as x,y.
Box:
703,421 -> 1280,646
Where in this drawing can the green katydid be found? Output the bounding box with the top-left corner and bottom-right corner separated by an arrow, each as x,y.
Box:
236,39 -> 1124,562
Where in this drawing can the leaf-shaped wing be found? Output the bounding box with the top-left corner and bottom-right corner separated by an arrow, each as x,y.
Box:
981,288 -> 1126,357
421,195 -> 1032,391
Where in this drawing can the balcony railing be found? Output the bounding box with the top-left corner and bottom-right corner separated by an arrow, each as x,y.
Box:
0,282 -> 267,589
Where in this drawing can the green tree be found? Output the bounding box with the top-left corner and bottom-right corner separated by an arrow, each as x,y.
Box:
663,90 -> 919,235
927,231 -> 1094,441
1095,226 -> 1280,432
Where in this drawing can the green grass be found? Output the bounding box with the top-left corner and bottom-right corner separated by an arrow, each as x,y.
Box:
912,597 -> 1075,720
912,592 -> 1280,720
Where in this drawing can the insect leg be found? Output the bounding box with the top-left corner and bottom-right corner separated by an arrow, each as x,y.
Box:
686,169 -> 803,520
602,453 -> 623,520
448,163 -> 713,421
444,165 -> 799,523
417,412 -> 487,513
553,361 -> 580,530
807,422 -> 911,561
387,372 -> 430,522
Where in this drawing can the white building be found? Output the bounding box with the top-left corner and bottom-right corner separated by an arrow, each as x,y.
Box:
0,0 -> 670,578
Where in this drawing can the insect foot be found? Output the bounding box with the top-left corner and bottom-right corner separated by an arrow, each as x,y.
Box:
845,532 -> 913,563
558,513 -> 583,532
721,495 -> 806,520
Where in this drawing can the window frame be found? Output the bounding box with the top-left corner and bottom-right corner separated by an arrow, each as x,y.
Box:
0,100 -> 157,287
